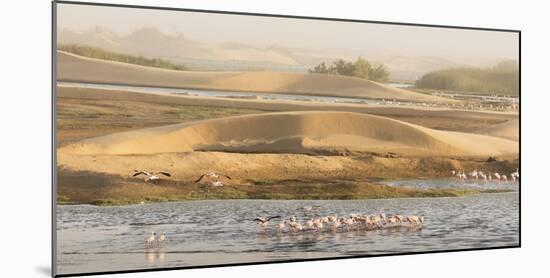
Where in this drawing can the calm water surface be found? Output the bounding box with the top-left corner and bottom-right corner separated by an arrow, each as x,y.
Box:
56,191 -> 519,275
57,81 -> 379,104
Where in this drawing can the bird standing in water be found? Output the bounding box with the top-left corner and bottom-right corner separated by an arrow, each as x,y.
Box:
145,232 -> 156,247
157,232 -> 166,245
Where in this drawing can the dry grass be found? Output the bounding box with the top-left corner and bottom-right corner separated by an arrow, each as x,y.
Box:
56,98 -> 266,146
57,168 -> 503,206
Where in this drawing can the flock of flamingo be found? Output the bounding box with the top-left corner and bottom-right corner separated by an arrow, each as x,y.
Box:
145,231 -> 166,248
138,168 -> 519,245
253,206 -> 424,234
451,168 -> 519,183
133,170 -> 231,187
134,168 -> 520,187
143,208 -> 424,246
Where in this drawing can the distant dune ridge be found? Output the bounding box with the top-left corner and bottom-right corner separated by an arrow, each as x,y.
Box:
57,27 -> 470,80
57,51 -> 452,102
60,111 -> 518,158
475,119 -> 519,141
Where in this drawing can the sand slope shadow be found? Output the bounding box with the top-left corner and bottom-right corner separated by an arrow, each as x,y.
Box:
59,111 -> 518,158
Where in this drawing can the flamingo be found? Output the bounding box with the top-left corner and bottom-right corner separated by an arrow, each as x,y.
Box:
276,221 -> 286,232
133,170 -> 171,182
469,170 -> 479,180
370,215 -> 383,228
330,219 -> 341,230
501,175 -> 508,183
342,218 -> 355,230
145,232 -> 156,247
406,215 -> 424,226
157,233 -> 166,245
459,171 -> 467,181
313,219 -> 324,231
288,221 -> 303,232
387,216 -> 399,225
253,216 -> 281,227
493,172 -> 501,180
195,172 -> 232,183
209,180 -> 224,187
479,172 -> 487,182
393,215 -> 404,224
379,213 -> 387,225
305,219 -> 315,230
511,168 -> 519,181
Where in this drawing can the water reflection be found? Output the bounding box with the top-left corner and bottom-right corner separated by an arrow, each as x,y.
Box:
145,245 -> 166,266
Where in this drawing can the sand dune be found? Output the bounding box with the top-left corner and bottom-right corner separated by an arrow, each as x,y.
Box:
57,51 -> 452,102
60,111 -> 518,158
475,119 -> 519,141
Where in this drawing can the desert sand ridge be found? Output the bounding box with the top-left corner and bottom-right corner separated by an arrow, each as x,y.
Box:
57,51 -> 452,102
60,111 -> 518,157
475,119 -> 519,141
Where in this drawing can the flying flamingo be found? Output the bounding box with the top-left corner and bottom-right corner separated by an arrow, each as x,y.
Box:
253,216 -> 281,227
195,172 -> 232,183
133,170 -> 171,182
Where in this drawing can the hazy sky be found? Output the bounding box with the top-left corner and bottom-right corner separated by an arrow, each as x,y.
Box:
57,3 -> 519,61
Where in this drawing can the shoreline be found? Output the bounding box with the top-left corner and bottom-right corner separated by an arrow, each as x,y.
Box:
56,187 -> 517,206
58,80 -> 432,103
56,171 -> 518,206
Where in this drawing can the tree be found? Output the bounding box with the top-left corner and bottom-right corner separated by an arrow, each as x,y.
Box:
308,62 -> 330,74
493,60 -> 518,73
331,59 -> 355,76
369,64 -> 390,82
308,57 -> 390,83
352,57 -> 372,79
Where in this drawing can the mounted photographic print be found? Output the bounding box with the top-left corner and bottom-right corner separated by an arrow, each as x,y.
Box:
53,1 -> 520,276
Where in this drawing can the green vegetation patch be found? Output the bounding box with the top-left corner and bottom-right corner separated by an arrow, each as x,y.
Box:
309,57 -> 390,82
415,61 -> 519,95
58,44 -> 189,71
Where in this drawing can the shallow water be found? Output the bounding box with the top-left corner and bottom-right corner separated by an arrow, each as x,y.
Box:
57,82 -> 390,105
56,192 -> 519,275
382,179 -> 520,191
